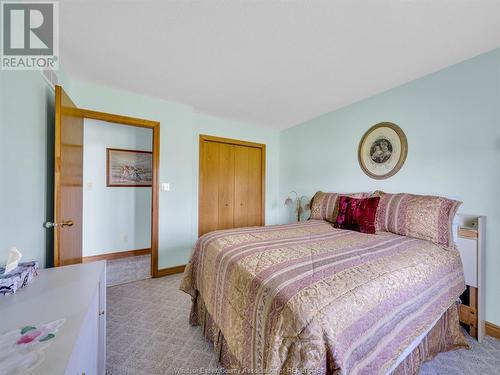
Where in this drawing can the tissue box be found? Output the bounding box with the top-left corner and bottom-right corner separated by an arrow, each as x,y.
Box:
0,261 -> 39,295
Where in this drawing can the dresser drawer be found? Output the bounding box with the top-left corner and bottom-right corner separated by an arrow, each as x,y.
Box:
457,237 -> 477,287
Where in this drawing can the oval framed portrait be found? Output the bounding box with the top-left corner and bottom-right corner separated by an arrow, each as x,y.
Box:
358,122 -> 408,180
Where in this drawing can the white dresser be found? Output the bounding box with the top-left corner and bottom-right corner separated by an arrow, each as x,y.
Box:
0,261 -> 106,375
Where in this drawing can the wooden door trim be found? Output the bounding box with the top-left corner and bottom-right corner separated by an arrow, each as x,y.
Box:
79,109 -> 161,278
200,134 -> 266,149
79,109 -> 159,128
486,321 -> 500,339
82,248 -> 151,263
156,264 -> 186,277
198,135 -> 266,237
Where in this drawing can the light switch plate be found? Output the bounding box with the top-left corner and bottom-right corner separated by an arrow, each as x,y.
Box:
161,183 -> 170,192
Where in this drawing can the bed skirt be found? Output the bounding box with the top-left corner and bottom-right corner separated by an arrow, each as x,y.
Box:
188,294 -> 469,375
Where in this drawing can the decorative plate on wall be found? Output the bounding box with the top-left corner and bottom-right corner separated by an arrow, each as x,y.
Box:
358,122 -> 408,180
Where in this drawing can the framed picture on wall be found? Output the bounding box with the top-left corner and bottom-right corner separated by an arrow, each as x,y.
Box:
106,148 -> 153,187
358,122 -> 408,180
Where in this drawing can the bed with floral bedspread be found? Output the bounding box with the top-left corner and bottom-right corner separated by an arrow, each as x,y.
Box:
180,220 -> 468,375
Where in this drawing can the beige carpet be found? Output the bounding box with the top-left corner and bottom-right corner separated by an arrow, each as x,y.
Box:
106,274 -> 500,375
106,255 -> 151,287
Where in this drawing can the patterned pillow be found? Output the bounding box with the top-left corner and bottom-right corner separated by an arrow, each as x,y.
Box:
334,196 -> 380,234
309,191 -> 368,223
375,192 -> 462,248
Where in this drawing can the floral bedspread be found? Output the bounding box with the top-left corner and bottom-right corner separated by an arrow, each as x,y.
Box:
181,220 -> 465,374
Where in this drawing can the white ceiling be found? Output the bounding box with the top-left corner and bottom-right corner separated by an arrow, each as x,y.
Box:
59,0 -> 500,129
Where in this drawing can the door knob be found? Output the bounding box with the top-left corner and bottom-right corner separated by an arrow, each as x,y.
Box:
43,220 -> 74,228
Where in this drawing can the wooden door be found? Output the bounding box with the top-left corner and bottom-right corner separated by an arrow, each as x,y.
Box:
52,85 -> 84,266
199,135 -> 265,237
218,143 -> 235,230
233,145 -> 249,227
233,145 -> 264,227
246,146 -> 263,226
199,140 -> 220,236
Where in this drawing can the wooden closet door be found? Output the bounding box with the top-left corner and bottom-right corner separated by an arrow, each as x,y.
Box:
218,143 -> 235,230
234,144 -> 263,228
234,145 -> 250,227
199,140 -> 220,236
199,135 -> 265,237
247,146 -> 263,226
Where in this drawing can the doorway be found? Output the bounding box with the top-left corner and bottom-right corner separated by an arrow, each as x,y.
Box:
82,119 -> 153,285
52,86 -> 160,278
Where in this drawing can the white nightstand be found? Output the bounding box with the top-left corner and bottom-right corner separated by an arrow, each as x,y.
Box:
456,214 -> 486,342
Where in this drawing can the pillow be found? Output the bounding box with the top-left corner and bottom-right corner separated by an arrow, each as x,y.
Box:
309,191 -> 368,223
375,192 -> 462,248
334,196 -> 380,234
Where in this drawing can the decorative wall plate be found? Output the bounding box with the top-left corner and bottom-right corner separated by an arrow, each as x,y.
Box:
358,122 -> 408,180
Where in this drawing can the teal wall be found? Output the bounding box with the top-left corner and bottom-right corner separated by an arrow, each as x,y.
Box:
0,70 -> 55,267
280,49 -> 500,325
61,78 -> 281,269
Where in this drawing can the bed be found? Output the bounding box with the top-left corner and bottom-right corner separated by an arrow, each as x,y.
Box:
180,193 -> 468,375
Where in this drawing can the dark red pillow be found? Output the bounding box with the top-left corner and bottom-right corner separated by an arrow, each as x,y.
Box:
334,196 -> 380,234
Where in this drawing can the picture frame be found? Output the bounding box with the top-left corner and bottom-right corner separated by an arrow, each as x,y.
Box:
106,148 -> 153,187
358,122 -> 408,180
